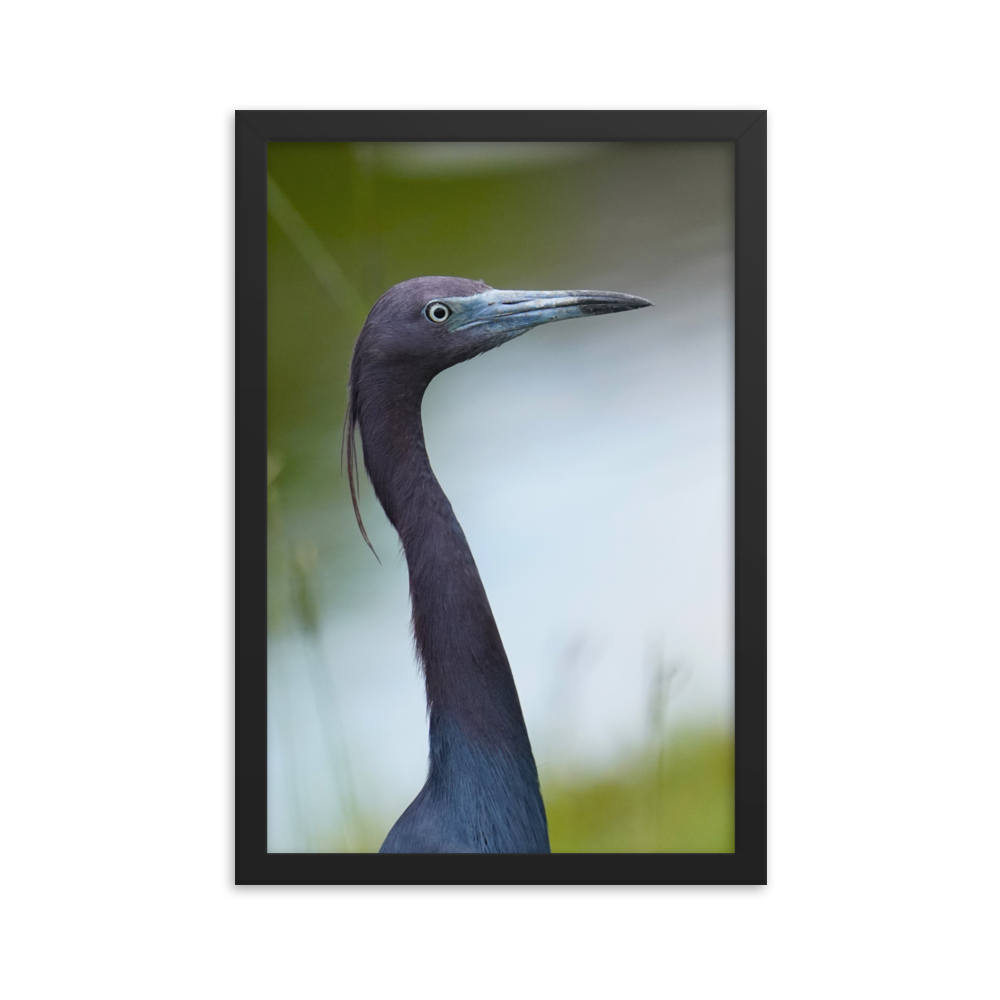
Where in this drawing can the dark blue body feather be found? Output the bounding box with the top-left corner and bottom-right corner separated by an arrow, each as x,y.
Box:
380,713 -> 549,853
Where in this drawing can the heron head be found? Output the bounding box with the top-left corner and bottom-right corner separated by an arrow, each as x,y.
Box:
354,275 -> 653,376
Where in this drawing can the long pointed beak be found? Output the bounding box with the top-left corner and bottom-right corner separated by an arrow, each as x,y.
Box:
447,288 -> 653,344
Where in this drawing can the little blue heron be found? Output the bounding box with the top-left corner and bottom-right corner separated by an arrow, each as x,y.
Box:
344,276 -> 652,853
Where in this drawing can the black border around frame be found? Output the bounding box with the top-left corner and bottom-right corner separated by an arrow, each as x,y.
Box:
236,111 -> 766,885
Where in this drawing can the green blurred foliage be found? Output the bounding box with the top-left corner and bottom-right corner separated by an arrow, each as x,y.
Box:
318,730 -> 734,853
544,729 -> 735,853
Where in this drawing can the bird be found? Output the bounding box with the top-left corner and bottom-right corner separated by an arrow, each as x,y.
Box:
343,276 -> 652,853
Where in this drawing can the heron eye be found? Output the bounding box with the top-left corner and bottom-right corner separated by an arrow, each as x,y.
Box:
426,302 -> 451,324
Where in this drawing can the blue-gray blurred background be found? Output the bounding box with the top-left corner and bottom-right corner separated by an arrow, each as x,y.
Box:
267,141 -> 734,852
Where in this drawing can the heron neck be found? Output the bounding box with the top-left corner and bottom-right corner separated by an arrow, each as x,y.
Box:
359,376 -> 534,752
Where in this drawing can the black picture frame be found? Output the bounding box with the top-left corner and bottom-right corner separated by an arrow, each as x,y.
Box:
236,110 -> 766,885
